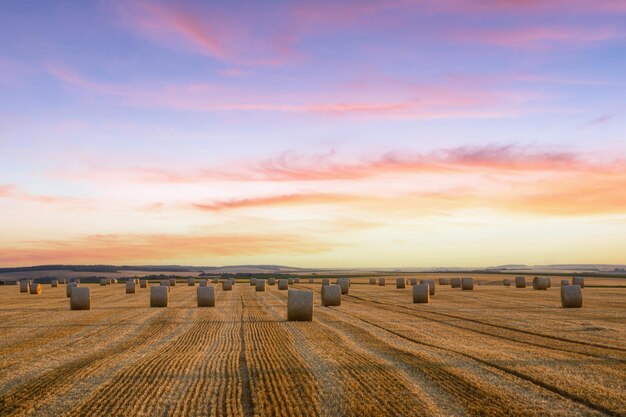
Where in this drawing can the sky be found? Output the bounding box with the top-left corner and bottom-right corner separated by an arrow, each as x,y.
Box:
1,0 -> 625,268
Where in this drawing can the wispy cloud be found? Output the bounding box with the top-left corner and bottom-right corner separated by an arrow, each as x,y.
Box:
0,184 -> 87,207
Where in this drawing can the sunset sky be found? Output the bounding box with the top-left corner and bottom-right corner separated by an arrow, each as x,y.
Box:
1,1 -> 625,267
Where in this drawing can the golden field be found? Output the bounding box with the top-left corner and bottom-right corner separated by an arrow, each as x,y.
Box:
0,276 -> 624,417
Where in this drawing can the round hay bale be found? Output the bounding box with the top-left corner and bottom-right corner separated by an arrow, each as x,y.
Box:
160,279 -> 170,287
412,284 -> 430,304
223,280 -> 233,291
379,277 -> 386,286
100,278 -> 108,286
337,278 -> 350,295
250,278 -> 257,286
288,278 -> 294,285
19,280 -> 30,293
438,278 -> 450,285
199,279 -> 207,287
321,278 -> 330,286
287,289 -> 313,321
532,277 -> 549,290
59,278 -> 67,284
197,286 -> 215,307
51,279 -> 58,288
255,279 -> 266,292
515,276 -> 526,288
547,278 -> 551,288
188,278 -> 195,286
150,286 -> 168,307
75,279 -> 81,284
70,287 -> 90,310
66,282 -> 78,297
450,278 -> 461,288
572,276 -> 585,288
369,278 -> 376,285
321,284 -> 341,306
396,278 -> 406,289
111,279 -> 116,284
294,278 -> 300,283
408,278 -> 417,286
268,278 -> 275,285
30,284 -> 42,295
561,285 -> 582,308
278,279 -> 289,290
461,277 -> 474,291
309,278 -> 314,283
169,278 -> 176,286
126,281 -> 136,294
503,279 -> 512,287
211,277 -> 219,283
561,279 -> 569,286
140,279 -> 148,288
423,279 -> 435,295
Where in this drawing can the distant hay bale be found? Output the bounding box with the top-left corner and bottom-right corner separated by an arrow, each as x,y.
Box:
321,284 -> 341,306
169,278 -> 176,287
150,286 -> 169,308
379,277 -> 386,286
294,278 -> 300,283
322,278 -> 330,286
423,279 -> 435,295
19,280 -> 30,293
59,278 -> 67,284
197,286 -> 215,307
408,278 -> 417,286
337,278 -> 350,295
450,278 -> 461,288
30,284 -> 42,295
268,278 -> 275,285
515,276 -> 526,288
396,278 -> 406,289
212,277 -> 219,284
255,279 -> 267,292
288,278 -> 294,285
223,280 -> 233,291
160,279 -> 170,287
111,279 -> 116,284
67,282 -> 78,298
140,279 -> 147,288
533,277 -> 549,291
230,278 -> 235,286
51,279 -> 58,287
503,279 -> 512,287
100,279 -> 107,286
439,278 -> 450,285
199,279 -> 207,287
561,279 -> 569,286
461,277 -> 474,291
370,278 -> 376,285
412,284 -> 430,304
188,278 -> 195,286
126,281 -> 136,294
309,278 -> 314,283
547,278 -> 551,288
287,289 -> 314,321
572,277 -> 585,288
561,285 -> 583,308
250,278 -> 257,286
278,279 -> 289,290
70,287 -> 91,310
75,279 -> 81,284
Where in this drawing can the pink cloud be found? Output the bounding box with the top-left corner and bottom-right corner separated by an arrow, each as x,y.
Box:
0,184 -> 86,206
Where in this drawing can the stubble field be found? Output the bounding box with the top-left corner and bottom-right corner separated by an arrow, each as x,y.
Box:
0,276 -> 625,417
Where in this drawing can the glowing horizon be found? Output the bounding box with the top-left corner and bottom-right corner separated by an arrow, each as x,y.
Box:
1,1 -> 625,267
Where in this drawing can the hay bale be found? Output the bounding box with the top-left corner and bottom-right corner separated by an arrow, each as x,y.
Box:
150,286 -> 168,307
59,278 -> 67,284
561,279 -> 569,286
450,278 -> 461,288
409,278 -> 417,286
294,278 -> 300,283
126,281 -> 136,294
51,279 -> 58,288
197,286 -> 215,307
309,278 -> 314,283
111,279 -> 116,284
561,285 -> 582,308
169,278 -> 176,286
160,279 -> 170,287
250,278 -> 257,286
140,279 -> 147,288
278,279 -> 289,290
212,277 -> 219,284
322,278 -> 330,285
370,278 -> 376,285
268,278 -> 275,285
199,279 -> 207,287
70,287 -> 90,310
533,277 -> 549,290
287,289 -> 313,321
100,278 -> 107,286
515,276 -> 526,288
255,279 -> 267,292
422,279 -> 435,295
66,282 -> 78,297
412,284 -> 430,304
30,284 -> 42,295
337,278 -> 350,295
19,280 -> 30,293
572,277 -> 585,288
288,278 -> 294,285
321,284 -> 341,306
461,277 -> 474,291
188,278 -> 195,286
396,278 -> 406,289
75,279 -> 81,284
379,277 -> 386,286
438,278 -> 450,285
503,279 -> 512,287
223,280 -> 233,291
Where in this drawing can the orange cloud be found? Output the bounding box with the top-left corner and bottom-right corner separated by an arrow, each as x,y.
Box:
192,193 -> 364,211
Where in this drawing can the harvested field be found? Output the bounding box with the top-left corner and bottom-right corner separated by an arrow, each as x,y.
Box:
0,277 -> 624,417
